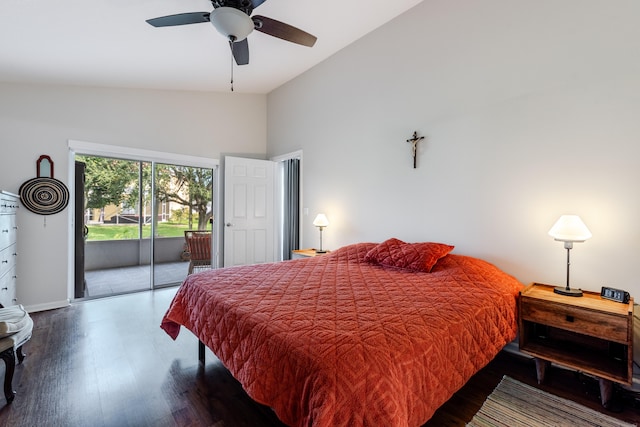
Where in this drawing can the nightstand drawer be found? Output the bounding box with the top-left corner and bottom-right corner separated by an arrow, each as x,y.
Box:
521,298 -> 630,343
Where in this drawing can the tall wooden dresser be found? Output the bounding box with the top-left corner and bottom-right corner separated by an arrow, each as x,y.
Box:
0,191 -> 19,307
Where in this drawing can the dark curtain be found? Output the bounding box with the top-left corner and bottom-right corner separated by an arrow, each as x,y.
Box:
282,158 -> 300,260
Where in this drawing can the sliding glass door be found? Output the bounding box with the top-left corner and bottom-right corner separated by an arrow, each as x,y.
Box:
152,163 -> 213,288
75,154 -> 214,299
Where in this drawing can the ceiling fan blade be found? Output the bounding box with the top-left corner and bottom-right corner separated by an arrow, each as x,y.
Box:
146,12 -> 211,28
251,0 -> 267,8
230,38 -> 250,65
252,16 -> 317,47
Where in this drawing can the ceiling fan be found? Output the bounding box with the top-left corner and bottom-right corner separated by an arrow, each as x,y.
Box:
146,0 -> 317,67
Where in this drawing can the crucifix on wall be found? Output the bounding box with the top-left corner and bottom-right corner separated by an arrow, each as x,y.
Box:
405,131 -> 425,168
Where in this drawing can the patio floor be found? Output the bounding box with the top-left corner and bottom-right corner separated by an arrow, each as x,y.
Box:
83,261 -> 192,298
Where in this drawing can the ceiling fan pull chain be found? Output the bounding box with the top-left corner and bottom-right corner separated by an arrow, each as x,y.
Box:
230,51 -> 234,92
229,36 -> 235,92
231,42 -> 233,92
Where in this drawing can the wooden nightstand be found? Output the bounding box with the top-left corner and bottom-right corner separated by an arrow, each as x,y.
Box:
519,282 -> 633,407
291,249 -> 329,259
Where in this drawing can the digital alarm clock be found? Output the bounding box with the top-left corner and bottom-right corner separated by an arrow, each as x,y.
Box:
600,286 -> 630,304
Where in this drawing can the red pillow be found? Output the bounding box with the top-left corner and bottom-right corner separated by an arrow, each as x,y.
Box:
365,238 -> 454,272
364,238 -> 404,263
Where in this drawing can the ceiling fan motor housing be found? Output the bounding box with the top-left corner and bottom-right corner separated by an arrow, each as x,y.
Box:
210,7 -> 254,41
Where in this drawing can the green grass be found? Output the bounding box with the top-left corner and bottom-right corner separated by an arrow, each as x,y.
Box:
86,222 -> 203,241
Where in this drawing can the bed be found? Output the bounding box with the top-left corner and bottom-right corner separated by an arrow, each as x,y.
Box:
161,239 -> 523,427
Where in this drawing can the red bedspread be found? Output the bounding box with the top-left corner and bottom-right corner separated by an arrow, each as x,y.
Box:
161,243 -> 523,427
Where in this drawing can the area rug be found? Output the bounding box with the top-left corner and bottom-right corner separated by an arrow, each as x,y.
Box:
467,375 -> 635,427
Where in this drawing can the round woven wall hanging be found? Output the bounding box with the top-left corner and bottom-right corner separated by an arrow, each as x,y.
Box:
19,154 -> 70,215
19,177 -> 69,215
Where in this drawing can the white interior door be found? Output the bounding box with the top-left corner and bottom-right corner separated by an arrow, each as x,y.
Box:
224,156 -> 276,267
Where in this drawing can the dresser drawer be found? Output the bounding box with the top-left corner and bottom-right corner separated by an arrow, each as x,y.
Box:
520,297 -> 630,343
0,195 -> 19,214
0,266 -> 17,308
0,243 -> 17,278
0,213 -> 17,249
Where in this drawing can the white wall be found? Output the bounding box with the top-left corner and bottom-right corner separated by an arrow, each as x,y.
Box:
0,82 -> 266,310
267,0 -> 640,297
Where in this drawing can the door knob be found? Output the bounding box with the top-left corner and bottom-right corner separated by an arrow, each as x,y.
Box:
226,223 -> 233,227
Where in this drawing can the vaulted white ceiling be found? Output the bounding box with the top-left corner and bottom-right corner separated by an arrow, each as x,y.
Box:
0,0 -> 423,94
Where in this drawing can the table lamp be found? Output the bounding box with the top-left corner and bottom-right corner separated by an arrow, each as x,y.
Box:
313,214 -> 329,253
548,215 -> 592,297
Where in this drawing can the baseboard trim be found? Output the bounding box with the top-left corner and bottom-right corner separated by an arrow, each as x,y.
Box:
24,300 -> 70,313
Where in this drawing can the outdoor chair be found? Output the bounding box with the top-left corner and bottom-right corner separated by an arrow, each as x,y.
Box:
184,230 -> 212,274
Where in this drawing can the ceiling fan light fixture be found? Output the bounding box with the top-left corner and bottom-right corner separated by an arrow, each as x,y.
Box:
210,7 -> 254,42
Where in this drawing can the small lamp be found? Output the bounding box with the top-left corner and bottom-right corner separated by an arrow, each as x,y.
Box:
548,215 -> 592,297
313,214 -> 329,254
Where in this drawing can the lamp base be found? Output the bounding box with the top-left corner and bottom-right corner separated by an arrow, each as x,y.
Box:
315,249 -> 328,254
553,286 -> 583,297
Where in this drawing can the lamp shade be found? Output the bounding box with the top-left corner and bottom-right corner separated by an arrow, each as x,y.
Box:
313,214 -> 329,228
210,7 -> 254,41
548,215 -> 592,242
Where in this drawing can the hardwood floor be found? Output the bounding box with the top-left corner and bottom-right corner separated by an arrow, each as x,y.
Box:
1,288 -> 639,426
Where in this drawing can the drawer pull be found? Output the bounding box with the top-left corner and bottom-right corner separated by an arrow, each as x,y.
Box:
1,260 -> 7,264
1,287 -> 7,291
566,315 -> 574,322
1,229 -> 8,233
